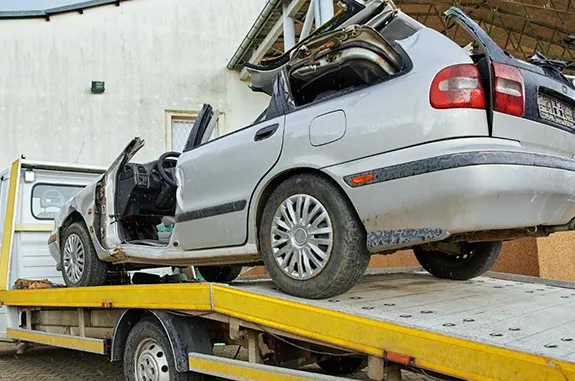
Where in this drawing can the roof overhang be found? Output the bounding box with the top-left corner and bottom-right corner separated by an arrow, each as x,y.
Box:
229,0 -> 575,75
0,0 -> 130,21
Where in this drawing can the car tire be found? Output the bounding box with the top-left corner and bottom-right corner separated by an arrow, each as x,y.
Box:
196,266 -> 242,283
259,174 -> 370,299
123,317 -> 203,381
317,356 -> 367,375
413,241 -> 503,280
61,221 -> 108,287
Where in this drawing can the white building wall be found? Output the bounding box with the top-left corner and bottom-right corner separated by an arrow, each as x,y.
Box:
0,0 -> 269,167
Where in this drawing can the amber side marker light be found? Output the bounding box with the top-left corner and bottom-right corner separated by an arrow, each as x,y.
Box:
384,350 -> 415,366
351,173 -> 374,185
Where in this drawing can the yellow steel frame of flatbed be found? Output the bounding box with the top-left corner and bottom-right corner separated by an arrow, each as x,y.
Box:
7,328 -> 106,354
1,158 -> 574,380
1,284 -> 574,381
188,352 -> 350,381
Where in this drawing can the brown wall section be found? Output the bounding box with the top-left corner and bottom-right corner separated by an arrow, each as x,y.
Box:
491,239 -> 540,276
537,232 -> 575,282
243,238 -> 545,278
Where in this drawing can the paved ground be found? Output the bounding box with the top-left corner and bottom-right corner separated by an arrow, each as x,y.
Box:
0,342 -> 439,381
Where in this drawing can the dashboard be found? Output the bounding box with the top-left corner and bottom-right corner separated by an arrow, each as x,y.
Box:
116,160 -> 177,220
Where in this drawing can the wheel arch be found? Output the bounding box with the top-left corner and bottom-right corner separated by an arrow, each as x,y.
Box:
253,167 -> 362,251
58,210 -> 87,244
111,309 -> 212,372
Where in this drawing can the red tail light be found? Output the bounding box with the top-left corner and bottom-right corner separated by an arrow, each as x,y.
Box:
492,62 -> 524,117
430,64 -> 486,110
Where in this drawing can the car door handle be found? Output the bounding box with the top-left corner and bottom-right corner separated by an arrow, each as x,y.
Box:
254,124 -> 279,142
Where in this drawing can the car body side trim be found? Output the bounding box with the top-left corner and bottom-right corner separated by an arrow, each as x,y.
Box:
175,200 -> 247,223
343,150 -> 575,187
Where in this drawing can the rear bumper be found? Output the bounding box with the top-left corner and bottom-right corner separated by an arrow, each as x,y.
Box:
325,143 -> 575,252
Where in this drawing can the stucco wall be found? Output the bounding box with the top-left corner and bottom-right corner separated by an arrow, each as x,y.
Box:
0,0 -> 269,168
537,233 -> 575,282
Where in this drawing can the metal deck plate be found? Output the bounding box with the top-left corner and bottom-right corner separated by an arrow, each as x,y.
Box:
231,272 -> 575,362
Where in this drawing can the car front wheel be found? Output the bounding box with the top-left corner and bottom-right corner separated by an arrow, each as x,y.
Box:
414,241 -> 503,280
61,221 -> 108,287
259,174 -> 370,299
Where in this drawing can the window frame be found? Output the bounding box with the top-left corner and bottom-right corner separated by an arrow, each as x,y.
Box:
30,182 -> 85,221
165,109 -> 226,151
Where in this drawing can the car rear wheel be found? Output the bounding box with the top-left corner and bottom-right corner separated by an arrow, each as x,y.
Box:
259,174 -> 370,299
413,241 -> 502,280
61,221 -> 108,287
196,266 -> 242,283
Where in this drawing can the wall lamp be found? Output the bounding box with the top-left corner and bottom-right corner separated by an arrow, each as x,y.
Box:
91,81 -> 105,94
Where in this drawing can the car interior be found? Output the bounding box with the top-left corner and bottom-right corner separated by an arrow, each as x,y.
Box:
114,104 -> 217,246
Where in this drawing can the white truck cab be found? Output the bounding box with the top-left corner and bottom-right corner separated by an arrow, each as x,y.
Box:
0,159 -> 105,339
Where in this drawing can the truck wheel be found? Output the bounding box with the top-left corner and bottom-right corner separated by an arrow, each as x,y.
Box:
259,174 -> 370,299
197,266 -> 242,283
61,221 -> 108,287
414,241 -> 502,280
124,318 -> 203,381
317,355 -> 367,375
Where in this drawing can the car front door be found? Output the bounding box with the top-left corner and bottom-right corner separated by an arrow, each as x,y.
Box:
100,137 -> 145,249
171,110 -> 285,250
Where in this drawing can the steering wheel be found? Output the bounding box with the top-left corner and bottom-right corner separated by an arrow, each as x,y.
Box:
156,151 -> 181,188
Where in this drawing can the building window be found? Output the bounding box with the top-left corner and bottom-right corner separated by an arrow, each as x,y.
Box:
171,118 -> 195,152
165,110 -> 224,151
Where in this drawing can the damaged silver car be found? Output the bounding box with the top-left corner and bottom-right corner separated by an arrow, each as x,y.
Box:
49,0 -> 575,299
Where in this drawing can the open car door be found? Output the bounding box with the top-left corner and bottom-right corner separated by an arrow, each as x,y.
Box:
182,104 -> 220,152
99,137 -> 145,249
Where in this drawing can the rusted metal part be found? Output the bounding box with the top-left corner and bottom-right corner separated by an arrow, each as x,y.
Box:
452,226 -> 545,243
452,217 -> 575,242
109,247 -> 128,261
367,228 -> 449,252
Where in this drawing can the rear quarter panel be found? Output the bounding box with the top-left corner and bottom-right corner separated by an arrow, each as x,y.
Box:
277,28 -> 489,171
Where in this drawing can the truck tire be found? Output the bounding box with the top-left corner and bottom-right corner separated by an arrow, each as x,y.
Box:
414,241 -> 502,280
124,317 -> 203,381
317,355 -> 367,375
61,221 -> 108,287
259,174 -> 370,299
197,266 -> 242,283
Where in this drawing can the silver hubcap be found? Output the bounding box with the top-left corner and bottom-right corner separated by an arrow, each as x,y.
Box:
63,234 -> 85,284
135,338 -> 170,381
271,194 -> 333,280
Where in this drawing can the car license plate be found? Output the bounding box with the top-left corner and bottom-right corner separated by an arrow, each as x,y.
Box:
538,93 -> 575,129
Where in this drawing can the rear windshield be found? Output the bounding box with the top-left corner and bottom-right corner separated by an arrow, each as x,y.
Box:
31,183 -> 84,220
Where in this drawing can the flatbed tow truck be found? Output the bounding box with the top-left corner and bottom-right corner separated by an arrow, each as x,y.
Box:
1,158 -> 575,381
